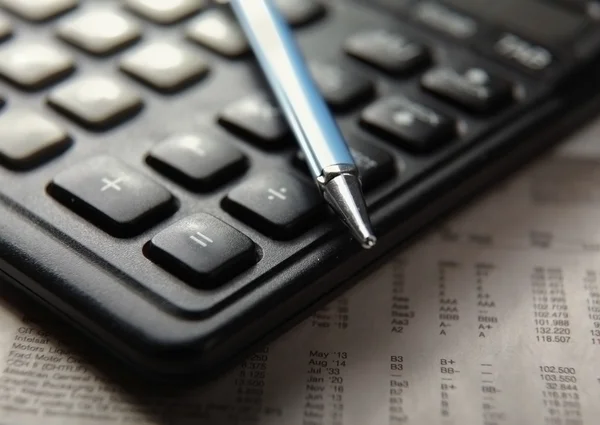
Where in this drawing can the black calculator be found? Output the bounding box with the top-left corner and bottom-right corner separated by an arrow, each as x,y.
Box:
1,0 -> 600,379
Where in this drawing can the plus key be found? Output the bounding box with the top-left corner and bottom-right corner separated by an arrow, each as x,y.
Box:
48,156 -> 176,237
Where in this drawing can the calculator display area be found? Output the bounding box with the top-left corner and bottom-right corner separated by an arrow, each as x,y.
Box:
443,0 -> 588,45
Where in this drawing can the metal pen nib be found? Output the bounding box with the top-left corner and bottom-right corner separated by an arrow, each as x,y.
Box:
318,166 -> 377,249
229,0 -> 377,248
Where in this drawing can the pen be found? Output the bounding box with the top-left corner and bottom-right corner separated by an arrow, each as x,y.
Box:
228,0 -> 377,249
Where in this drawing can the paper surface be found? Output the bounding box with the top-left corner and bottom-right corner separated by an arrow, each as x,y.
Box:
2,119 -> 600,425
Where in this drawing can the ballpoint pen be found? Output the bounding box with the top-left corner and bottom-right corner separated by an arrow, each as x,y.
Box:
228,0 -> 377,249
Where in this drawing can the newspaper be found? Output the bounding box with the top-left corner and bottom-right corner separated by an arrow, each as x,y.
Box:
2,119 -> 600,425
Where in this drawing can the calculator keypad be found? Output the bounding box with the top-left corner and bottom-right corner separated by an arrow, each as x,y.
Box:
0,0 -> 579,313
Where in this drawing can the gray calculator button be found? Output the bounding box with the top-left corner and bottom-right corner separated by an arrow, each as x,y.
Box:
0,108 -> 71,169
57,10 -> 141,55
120,42 -> 210,92
0,42 -> 74,89
47,76 -> 143,129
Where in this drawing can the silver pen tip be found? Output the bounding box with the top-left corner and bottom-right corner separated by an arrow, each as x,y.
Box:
362,235 -> 377,249
321,172 -> 377,250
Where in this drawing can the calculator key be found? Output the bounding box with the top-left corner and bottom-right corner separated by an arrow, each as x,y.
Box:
347,138 -> 396,190
344,29 -> 429,75
49,156 -> 175,237
0,0 -> 78,22
146,133 -> 247,191
185,9 -> 249,58
309,62 -> 374,111
223,172 -> 323,239
57,10 -> 141,55
409,1 -> 479,40
421,66 -> 513,113
274,0 -> 326,26
124,0 -> 205,24
0,108 -> 71,170
0,14 -> 12,41
360,96 -> 456,153
47,76 -> 143,130
481,32 -> 556,74
0,42 -> 74,90
218,94 -> 289,148
120,42 -> 210,93
296,137 -> 396,191
147,214 -> 256,287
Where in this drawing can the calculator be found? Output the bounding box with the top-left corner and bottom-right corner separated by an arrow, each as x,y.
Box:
1,0 -> 600,380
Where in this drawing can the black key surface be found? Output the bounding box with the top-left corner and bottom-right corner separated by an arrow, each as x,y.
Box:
478,32 -> 556,75
218,94 -> 289,148
409,1 -> 480,40
274,0 -> 326,26
124,0 -> 205,24
0,42 -> 74,89
295,137 -> 396,191
147,133 -> 247,191
57,10 -> 141,55
361,96 -> 456,153
47,76 -> 143,130
421,66 -> 513,113
309,62 -> 374,111
0,108 -> 71,170
120,42 -> 210,93
147,214 -> 256,287
344,29 -> 429,75
0,0 -> 78,22
48,156 -> 175,237
223,172 -> 323,239
185,9 -> 248,58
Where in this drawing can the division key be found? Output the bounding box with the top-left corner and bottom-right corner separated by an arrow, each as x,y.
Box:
223,171 -> 323,239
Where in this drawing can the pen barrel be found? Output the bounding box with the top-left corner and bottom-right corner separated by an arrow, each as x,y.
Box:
229,0 -> 355,177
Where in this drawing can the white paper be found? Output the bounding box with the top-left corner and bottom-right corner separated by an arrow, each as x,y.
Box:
2,119 -> 600,425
